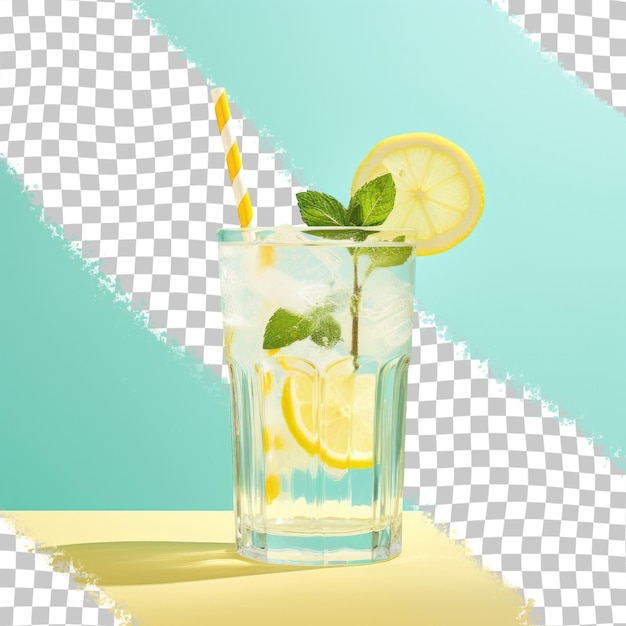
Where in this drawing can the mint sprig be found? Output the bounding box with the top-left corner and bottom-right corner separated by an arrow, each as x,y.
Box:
264,173 -> 412,369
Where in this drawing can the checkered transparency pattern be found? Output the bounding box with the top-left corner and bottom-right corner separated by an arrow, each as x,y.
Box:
406,319 -> 626,626
490,0 -> 626,114
0,1 -> 625,626
0,518 -> 129,626
0,0 -> 303,377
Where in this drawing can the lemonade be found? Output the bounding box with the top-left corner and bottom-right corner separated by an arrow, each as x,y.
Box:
218,226 -> 416,564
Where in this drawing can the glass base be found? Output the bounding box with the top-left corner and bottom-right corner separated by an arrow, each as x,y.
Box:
237,519 -> 402,566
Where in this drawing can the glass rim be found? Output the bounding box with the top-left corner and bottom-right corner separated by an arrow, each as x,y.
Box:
218,226 -> 417,246
218,226 -> 415,232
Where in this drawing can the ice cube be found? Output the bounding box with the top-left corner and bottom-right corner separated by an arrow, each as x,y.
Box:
262,223 -> 306,244
218,244 -> 263,326
253,225 -> 350,316
358,270 -> 414,357
253,266 -> 333,315
265,224 -> 344,282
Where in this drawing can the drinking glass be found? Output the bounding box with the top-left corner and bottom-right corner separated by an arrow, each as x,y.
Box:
218,226 -> 416,565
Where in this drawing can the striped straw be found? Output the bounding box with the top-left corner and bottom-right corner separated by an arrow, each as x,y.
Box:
211,87 -> 255,228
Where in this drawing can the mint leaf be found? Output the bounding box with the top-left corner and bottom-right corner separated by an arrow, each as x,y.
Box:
346,199 -> 364,226
359,235 -> 413,273
262,305 -> 342,350
263,308 -> 313,350
347,173 -> 396,227
296,191 -> 347,227
310,314 -> 342,348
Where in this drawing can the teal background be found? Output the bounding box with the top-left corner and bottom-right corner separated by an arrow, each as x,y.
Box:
1,0 -> 625,509
0,168 -> 232,509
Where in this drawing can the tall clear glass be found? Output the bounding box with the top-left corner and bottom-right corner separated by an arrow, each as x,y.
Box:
217,227 -> 416,565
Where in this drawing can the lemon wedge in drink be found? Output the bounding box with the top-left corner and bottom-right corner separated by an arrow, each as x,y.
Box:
281,370 -> 319,457
281,359 -> 375,470
352,133 -> 484,255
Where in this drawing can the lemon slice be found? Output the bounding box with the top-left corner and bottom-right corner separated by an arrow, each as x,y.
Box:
352,133 -> 484,256
281,358 -> 375,470
281,369 -> 319,457
320,360 -> 375,469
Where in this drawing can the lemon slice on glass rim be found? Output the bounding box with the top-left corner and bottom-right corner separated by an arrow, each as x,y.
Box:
352,132 -> 485,256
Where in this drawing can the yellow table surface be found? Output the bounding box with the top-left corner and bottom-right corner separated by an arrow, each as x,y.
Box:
6,511 -> 532,626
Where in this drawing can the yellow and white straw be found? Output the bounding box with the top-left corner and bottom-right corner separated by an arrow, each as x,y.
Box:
211,87 -> 255,228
